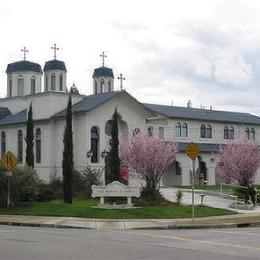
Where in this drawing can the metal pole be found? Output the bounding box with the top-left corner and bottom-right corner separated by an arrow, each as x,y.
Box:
7,175 -> 10,208
192,159 -> 195,223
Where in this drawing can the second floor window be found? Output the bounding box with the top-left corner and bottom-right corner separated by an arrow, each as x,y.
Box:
51,73 -> 56,91
59,74 -> 63,91
245,128 -> 250,140
9,78 -> 12,97
229,127 -> 234,140
159,127 -> 164,139
31,77 -> 36,94
224,126 -> 229,139
250,128 -> 255,140
200,124 -> 206,138
18,78 -> 24,96
206,125 -> 212,138
148,126 -> 153,137
176,123 -> 181,137
182,123 -> 188,137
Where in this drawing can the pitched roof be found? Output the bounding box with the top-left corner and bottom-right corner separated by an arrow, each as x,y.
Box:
0,109 -> 27,126
144,103 -> 260,125
92,66 -> 114,78
43,60 -> 67,72
0,107 -> 11,119
6,60 -> 43,74
54,91 -> 122,118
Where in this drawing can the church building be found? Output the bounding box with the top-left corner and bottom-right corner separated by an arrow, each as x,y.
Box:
1,45 -> 260,186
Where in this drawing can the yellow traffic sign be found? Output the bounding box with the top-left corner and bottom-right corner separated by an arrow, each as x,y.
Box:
2,151 -> 18,172
185,142 -> 200,160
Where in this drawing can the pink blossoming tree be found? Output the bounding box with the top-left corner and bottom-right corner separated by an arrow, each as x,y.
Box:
119,132 -> 177,200
217,138 -> 260,186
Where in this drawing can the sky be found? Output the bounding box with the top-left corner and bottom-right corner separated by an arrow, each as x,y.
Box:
0,0 -> 260,114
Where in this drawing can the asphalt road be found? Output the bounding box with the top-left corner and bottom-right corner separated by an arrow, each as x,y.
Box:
1,225 -> 260,260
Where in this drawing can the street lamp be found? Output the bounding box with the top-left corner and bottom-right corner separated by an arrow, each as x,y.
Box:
87,150 -> 93,158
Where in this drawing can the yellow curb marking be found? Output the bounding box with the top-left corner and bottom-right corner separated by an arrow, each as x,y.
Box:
125,231 -> 260,252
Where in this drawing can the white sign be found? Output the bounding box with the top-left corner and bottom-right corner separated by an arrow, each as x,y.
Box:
92,181 -> 140,198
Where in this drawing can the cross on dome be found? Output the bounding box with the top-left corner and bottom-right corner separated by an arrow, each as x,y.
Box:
21,47 -> 29,60
100,51 -> 107,67
51,43 -> 59,60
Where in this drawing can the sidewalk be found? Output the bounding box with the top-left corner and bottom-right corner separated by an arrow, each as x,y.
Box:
1,213 -> 260,230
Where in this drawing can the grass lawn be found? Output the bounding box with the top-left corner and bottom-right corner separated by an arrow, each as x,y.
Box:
0,199 -> 236,219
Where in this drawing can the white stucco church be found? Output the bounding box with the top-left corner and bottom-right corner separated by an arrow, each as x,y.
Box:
1,46 -> 260,186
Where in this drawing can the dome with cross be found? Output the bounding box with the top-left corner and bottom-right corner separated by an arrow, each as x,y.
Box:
6,60 -> 42,74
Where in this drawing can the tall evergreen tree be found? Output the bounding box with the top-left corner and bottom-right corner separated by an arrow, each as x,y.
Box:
108,107 -> 120,183
25,102 -> 34,168
62,94 -> 74,203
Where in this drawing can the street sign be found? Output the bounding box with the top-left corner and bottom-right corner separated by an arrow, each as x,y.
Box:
185,142 -> 200,160
2,151 -> 18,172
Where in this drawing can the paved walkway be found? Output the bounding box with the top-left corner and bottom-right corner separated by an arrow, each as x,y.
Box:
161,187 -> 260,214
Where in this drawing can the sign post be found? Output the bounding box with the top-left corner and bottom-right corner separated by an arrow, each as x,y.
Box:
1,151 -> 18,208
185,142 -> 200,223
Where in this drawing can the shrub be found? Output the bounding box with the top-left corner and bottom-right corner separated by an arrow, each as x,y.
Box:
233,186 -> 249,202
175,189 -> 183,206
12,165 -> 39,202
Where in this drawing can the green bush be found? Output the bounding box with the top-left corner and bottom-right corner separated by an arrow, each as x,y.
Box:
12,165 -> 39,202
175,189 -> 183,206
233,186 -> 249,201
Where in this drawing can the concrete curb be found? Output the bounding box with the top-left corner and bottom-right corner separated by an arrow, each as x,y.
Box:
1,220 -> 260,230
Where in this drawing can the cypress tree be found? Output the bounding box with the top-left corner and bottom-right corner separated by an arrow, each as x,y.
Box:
62,94 -> 74,203
25,102 -> 34,168
109,107 -> 120,183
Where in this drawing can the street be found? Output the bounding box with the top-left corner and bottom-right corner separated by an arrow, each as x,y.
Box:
0,225 -> 260,259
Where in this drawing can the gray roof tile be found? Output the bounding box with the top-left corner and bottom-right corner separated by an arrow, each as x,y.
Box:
0,109 -> 27,125
144,103 -> 260,125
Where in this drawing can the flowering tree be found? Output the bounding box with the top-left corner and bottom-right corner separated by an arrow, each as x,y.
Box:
217,138 -> 260,186
119,132 -> 177,199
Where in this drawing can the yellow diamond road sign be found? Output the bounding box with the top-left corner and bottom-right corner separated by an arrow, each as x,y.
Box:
185,142 -> 200,160
2,151 -> 18,172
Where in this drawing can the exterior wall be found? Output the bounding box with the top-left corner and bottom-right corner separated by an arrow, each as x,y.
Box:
44,70 -> 67,93
7,71 -> 42,97
93,76 -> 114,94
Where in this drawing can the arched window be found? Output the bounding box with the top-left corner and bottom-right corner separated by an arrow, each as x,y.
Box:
59,74 -> 63,91
245,128 -> 250,140
176,123 -> 181,137
224,126 -> 229,139
200,124 -> 206,138
1,131 -> 6,158
45,75 -> 48,91
31,76 -> 36,94
229,127 -> 234,140
108,80 -> 112,92
9,78 -> 12,97
206,125 -> 212,138
36,128 -> 41,163
94,80 -> 98,94
18,76 -> 24,96
91,126 -> 99,163
105,120 -> 113,136
17,130 -> 23,162
100,79 -> 104,93
148,126 -> 153,136
250,128 -> 255,140
51,73 -> 56,91
182,123 -> 188,137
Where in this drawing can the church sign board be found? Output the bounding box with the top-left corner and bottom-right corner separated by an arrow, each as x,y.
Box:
92,181 -> 141,207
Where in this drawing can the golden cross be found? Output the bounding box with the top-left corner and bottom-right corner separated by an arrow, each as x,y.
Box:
100,51 -> 107,67
51,43 -> 59,60
21,47 -> 29,60
117,73 -> 126,91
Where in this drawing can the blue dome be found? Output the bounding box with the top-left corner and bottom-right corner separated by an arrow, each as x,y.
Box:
6,60 -> 42,74
92,66 -> 114,78
43,60 -> 67,72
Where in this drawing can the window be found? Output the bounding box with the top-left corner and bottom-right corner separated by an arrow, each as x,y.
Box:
51,73 -> 56,91
59,74 -> 63,91
224,126 -> 229,139
1,131 -> 6,158
175,161 -> 181,175
250,128 -> 255,140
94,80 -> 98,94
36,128 -> 41,163
91,127 -> 99,163
182,123 -> 188,137
18,77 -> 24,96
45,75 -> 48,91
229,127 -> 234,140
200,124 -> 206,138
100,79 -> 104,93
105,120 -> 113,136
206,125 -> 212,138
17,130 -> 23,162
245,128 -> 250,140
9,78 -> 12,97
108,80 -> 112,92
148,126 -> 153,137
159,127 -> 164,139
176,123 -> 181,137
31,77 -> 36,94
